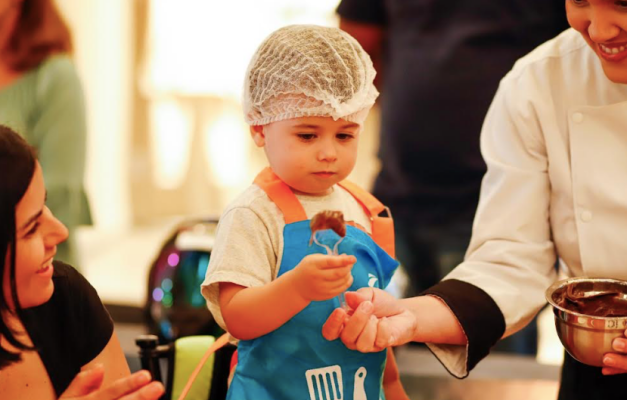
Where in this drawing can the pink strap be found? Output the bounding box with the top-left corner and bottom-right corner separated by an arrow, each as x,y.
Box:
176,333 -> 230,400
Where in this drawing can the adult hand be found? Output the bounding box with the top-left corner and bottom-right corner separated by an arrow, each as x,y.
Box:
602,330 -> 627,375
60,364 -> 165,400
322,287 -> 417,352
292,253 -> 356,302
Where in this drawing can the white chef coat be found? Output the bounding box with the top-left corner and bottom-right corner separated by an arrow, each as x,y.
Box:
430,28 -> 627,377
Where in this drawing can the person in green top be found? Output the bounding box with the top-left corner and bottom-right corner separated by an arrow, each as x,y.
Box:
0,0 -> 92,268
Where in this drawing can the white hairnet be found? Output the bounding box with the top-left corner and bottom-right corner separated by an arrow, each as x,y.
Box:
243,25 -> 378,126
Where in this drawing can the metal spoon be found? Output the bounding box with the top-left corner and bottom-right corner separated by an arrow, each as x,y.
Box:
312,231 -> 348,310
567,285 -> 622,299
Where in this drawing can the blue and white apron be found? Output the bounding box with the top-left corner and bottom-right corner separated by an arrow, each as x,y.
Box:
227,168 -> 399,400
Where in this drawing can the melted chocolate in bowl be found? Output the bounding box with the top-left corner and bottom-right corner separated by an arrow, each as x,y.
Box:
546,278 -> 627,367
553,284 -> 627,317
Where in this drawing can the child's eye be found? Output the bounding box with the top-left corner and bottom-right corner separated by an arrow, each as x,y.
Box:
297,133 -> 316,141
616,1 -> 627,10
336,133 -> 355,141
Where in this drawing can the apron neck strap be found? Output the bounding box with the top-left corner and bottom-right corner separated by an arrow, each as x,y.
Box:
253,167 -> 307,224
338,180 -> 396,258
253,168 -> 395,257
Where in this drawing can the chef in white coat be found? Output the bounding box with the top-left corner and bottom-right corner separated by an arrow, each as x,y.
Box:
323,1 -> 627,399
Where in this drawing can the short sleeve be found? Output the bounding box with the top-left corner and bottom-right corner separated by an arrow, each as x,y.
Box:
201,206 -> 276,330
21,261 -> 114,396
337,0 -> 387,26
68,265 -> 115,366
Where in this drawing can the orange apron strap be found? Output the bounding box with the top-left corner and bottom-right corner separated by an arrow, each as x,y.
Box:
253,167 -> 307,224
338,180 -> 396,258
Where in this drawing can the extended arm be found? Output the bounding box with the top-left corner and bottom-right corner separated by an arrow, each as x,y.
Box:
402,296 -> 467,345
219,254 -> 356,340
219,277 -> 307,341
322,288 -> 466,350
323,281 -> 512,380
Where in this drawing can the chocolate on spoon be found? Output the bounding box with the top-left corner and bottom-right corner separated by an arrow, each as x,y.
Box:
309,210 -> 349,309
309,210 -> 346,246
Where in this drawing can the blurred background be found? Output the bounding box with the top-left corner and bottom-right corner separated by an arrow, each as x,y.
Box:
56,0 -> 381,306
51,0 -> 564,398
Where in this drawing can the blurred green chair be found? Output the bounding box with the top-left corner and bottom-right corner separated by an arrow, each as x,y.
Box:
136,334 -> 235,400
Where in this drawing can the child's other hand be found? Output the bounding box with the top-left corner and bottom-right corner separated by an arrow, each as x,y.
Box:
291,253 -> 356,302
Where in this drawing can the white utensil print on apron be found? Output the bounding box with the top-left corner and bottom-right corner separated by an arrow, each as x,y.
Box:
306,365 -> 343,400
353,367 -> 368,400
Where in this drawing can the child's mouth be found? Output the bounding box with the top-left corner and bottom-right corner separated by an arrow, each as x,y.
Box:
314,172 -> 336,178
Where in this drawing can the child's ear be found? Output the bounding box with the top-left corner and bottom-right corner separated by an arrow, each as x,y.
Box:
250,125 -> 265,147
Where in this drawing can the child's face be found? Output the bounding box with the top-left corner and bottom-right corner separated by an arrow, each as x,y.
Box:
567,0 -> 627,83
251,116 -> 360,196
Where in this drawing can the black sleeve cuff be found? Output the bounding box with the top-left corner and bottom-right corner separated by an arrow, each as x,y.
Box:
422,279 -> 506,374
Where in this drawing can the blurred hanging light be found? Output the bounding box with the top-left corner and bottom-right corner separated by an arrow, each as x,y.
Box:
203,111 -> 249,188
148,99 -> 193,189
143,0 -> 341,98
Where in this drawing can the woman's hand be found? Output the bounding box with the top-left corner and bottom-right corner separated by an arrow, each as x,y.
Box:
291,253 -> 356,302
602,331 -> 627,375
60,365 -> 164,400
322,287 -> 418,352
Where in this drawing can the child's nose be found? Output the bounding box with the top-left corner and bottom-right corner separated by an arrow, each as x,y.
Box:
317,144 -> 338,162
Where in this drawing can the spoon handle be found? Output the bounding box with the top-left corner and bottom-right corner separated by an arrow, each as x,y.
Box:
312,232 -> 349,310
332,237 -> 349,310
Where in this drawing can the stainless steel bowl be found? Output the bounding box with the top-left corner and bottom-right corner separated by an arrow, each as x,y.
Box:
545,277 -> 627,367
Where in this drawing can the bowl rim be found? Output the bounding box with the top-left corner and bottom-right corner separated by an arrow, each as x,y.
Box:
545,277 -> 627,320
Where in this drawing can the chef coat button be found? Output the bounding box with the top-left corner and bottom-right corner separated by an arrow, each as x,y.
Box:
581,210 -> 592,222
572,112 -> 584,123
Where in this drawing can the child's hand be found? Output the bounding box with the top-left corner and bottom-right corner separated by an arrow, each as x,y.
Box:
291,253 -> 356,302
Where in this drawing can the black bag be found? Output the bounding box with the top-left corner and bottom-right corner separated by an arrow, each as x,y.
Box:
144,218 -> 224,341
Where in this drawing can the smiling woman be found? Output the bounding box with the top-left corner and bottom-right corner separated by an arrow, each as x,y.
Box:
566,0 -> 627,82
0,125 -> 164,400
7,153 -> 68,310
0,0 -> 93,269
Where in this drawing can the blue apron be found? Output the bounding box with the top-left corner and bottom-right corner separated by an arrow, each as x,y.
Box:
227,169 -> 399,400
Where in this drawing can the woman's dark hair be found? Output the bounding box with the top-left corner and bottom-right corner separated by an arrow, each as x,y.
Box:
0,125 -> 37,369
1,0 -> 73,72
